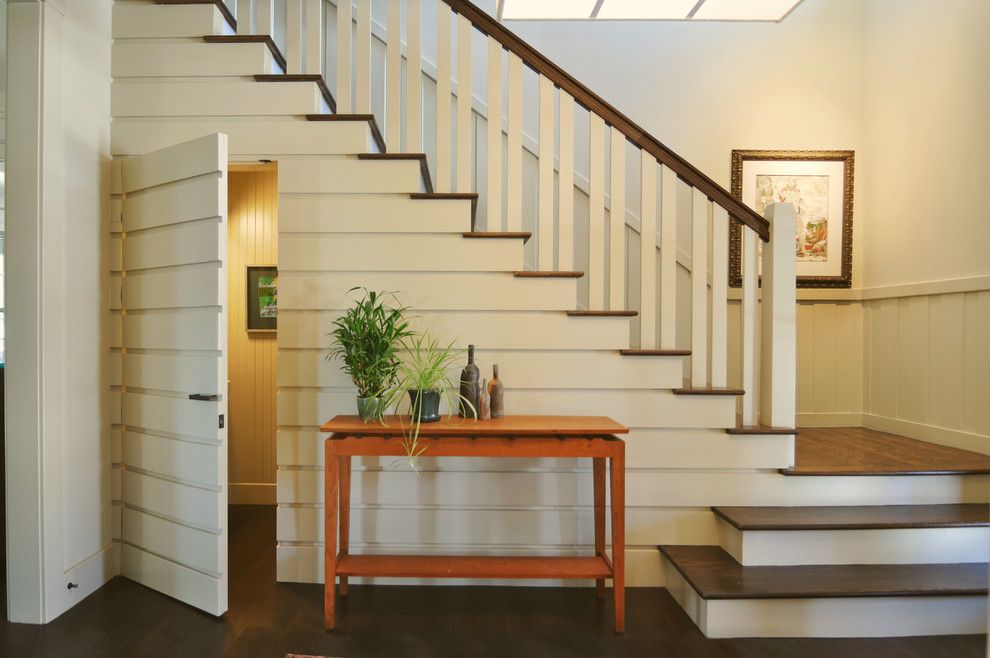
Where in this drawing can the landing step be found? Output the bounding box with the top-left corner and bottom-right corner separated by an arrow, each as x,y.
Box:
157,0 -> 235,31
463,232 -> 531,242
203,35 -> 286,72
672,384 -> 744,396
660,545 -> 989,638
253,74 -> 336,112
359,153 -> 433,193
725,425 -> 796,435
566,310 -> 638,317
514,271 -> 584,278
305,114 -> 384,152
618,349 -> 691,356
713,504 -> 990,531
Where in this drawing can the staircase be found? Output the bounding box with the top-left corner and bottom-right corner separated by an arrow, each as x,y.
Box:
109,0 -> 988,639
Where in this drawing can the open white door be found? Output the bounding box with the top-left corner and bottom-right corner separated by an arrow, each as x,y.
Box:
118,133 -> 229,616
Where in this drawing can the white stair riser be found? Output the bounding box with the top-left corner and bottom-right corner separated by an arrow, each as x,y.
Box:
278,158 -> 425,194
112,118 -> 377,157
718,520 -> 990,565
276,388 -> 737,429
663,561 -> 987,638
279,233 -> 523,272
278,272 -> 577,312
112,4 -> 227,39
112,81 -> 329,117
112,42 -> 278,78
280,195 -> 467,233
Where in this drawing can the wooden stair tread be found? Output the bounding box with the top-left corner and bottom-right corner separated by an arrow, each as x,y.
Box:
253,74 -> 336,113
514,271 -> 584,278
712,504 -> 990,531
566,310 -> 638,317
157,0 -> 235,31
618,349 -> 691,356
462,232 -> 531,242
782,427 -> 990,476
203,35 -> 286,72
726,425 -> 797,435
358,153 -> 433,193
659,545 -> 988,600
304,114 -> 384,152
672,382 -> 745,396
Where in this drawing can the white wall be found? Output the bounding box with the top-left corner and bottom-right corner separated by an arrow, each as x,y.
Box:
5,0 -> 114,623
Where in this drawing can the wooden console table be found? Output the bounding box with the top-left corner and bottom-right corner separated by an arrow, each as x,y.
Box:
320,414 -> 629,633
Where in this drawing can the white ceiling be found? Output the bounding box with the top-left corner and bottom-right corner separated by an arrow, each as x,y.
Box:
499,0 -> 806,22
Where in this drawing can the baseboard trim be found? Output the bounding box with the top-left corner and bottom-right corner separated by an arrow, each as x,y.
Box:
861,414 -> 990,455
796,412 -> 863,427
230,482 -> 276,505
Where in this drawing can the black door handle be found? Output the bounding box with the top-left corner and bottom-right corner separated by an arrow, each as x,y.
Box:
189,394 -> 220,401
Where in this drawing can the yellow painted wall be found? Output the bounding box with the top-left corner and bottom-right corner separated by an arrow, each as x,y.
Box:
228,165 -> 278,503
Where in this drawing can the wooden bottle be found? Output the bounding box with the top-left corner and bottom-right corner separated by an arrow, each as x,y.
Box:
488,364 -> 504,419
458,344 -> 480,418
478,378 -> 491,420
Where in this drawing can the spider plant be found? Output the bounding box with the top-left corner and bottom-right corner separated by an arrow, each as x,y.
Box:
326,288 -> 412,421
382,332 -> 476,468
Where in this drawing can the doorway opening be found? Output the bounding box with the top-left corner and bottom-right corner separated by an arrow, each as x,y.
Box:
227,163 -> 278,524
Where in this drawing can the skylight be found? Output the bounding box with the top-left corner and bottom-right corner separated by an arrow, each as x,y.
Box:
499,0 -> 806,22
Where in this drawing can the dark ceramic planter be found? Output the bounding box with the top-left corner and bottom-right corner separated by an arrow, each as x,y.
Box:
356,396 -> 383,421
408,389 -> 441,423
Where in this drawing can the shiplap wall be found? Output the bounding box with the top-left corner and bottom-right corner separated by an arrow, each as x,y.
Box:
228,166 -> 279,503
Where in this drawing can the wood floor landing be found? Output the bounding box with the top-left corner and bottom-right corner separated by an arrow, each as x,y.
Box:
659,545 -> 989,600
781,427 -> 990,475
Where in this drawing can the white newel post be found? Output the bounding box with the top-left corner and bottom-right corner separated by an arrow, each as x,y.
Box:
759,202 -> 797,429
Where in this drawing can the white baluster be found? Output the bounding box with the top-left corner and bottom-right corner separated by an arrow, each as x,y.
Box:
355,0 -> 371,114
588,113 -> 605,308
335,0 -> 351,112
486,37 -> 503,232
236,0 -> 255,34
385,0 -> 401,151
760,203 -> 797,429
435,2 -> 452,189
710,205 -> 729,388
304,0 -> 321,74
691,188 -> 709,387
506,53 -> 523,232
609,127 -> 626,311
741,228 -> 759,425
286,0 -> 302,74
537,76 -> 555,270
639,151 -> 657,349
256,0 -> 274,37
659,165 -> 677,348
558,91 -> 575,271
456,15 -> 473,193
407,0 -> 422,151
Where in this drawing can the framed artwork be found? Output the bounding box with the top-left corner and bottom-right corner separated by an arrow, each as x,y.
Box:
246,265 -> 278,332
730,150 -> 854,288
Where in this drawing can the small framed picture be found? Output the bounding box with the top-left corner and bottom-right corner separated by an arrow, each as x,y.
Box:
730,150 -> 855,288
246,265 -> 278,332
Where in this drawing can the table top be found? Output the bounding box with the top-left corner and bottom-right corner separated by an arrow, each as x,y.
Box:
320,415 -> 629,437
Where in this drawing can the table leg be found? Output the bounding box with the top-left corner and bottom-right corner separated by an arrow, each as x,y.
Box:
609,443 -> 625,634
593,457 -> 606,599
339,455 -> 351,597
324,438 -> 340,630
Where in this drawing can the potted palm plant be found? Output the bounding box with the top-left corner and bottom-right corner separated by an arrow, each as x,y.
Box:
326,288 -> 412,421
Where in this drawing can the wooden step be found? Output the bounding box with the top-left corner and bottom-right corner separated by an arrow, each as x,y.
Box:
157,0 -> 235,31
462,232 -> 531,242
359,153 -> 433,193
672,384 -> 744,396
566,310 -> 637,317
305,114 -> 384,152
660,545 -> 987,599
725,425 -> 796,435
618,349 -> 690,356
514,271 -> 584,278
203,35 -> 286,72
253,74 -> 335,113
713,504 -> 990,531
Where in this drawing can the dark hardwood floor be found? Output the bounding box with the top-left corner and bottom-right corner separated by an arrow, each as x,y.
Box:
0,505 -> 984,657
782,426 -> 990,475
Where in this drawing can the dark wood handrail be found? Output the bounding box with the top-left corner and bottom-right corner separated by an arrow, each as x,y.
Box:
443,0 -> 770,241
